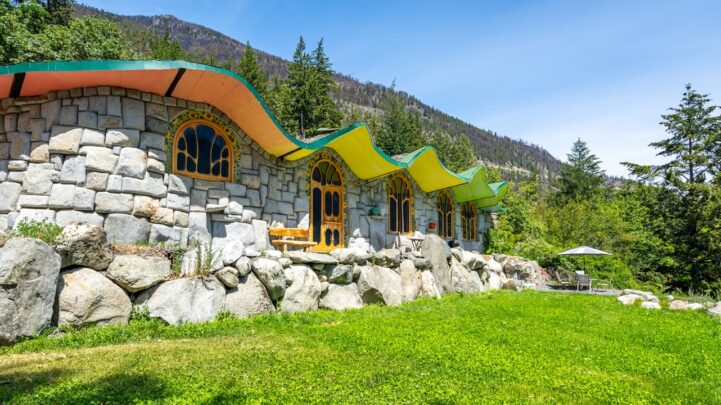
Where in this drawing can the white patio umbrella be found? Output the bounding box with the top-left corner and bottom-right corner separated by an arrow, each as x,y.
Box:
558,246 -> 611,273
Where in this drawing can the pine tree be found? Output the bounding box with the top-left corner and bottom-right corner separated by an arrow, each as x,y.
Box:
652,84 -> 720,187
45,0 -> 73,26
558,138 -> 604,201
310,38 -> 342,130
623,84 -> 721,291
280,36 -> 342,137
236,42 -> 269,101
375,88 -> 424,156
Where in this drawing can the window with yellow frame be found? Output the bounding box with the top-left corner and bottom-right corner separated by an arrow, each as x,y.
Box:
461,202 -> 478,241
436,190 -> 455,239
387,173 -> 414,235
173,120 -> 233,182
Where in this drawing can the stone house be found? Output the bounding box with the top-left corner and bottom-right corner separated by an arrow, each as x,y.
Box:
0,60 -> 507,253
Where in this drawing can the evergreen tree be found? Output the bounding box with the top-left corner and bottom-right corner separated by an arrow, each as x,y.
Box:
236,42 -> 269,101
148,30 -> 185,60
310,38 -> 342,130
375,88 -> 424,156
45,0 -> 73,26
624,84 -> 721,292
558,138 -> 604,201
280,36 -> 342,137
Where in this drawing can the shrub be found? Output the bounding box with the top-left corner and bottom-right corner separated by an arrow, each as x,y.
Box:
193,241 -> 220,277
11,219 -> 63,245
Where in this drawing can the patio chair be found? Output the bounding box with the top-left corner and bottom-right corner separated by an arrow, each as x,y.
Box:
552,269 -> 574,288
595,275 -> 613,291
576,273 -> 592,292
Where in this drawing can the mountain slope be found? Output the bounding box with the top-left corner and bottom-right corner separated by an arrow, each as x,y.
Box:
76,4 -> 561,181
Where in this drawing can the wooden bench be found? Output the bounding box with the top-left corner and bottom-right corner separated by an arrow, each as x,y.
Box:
268,227 -> 317,252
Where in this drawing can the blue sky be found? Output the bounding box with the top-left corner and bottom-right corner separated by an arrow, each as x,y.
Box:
84,0 -> 721,176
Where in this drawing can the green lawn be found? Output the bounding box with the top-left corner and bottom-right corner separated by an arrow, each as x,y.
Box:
2,291 -> 721,404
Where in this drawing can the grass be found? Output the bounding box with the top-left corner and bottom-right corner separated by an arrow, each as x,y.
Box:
2,291 -> 721,403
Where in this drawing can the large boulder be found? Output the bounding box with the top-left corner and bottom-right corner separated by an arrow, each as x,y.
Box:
286,251 -> 337,265
468,271 -> 484,293
486,271 -> 503,290
55,223 -> 114,271
485,259 -> 503,274
319,283 -> 363,311
55,267 -> 131,326
251,257 -> 286,300
617,294 -> 643,305
373,249 -> 402,268
330,248 -> 371,265
136,277 -> 225,325
708,302 -> 721,318
669,300 -> 688,310
327,264 -> 354,284
421,234 -> 452,293
105,255 -> 172,292
419,270 -> 441,298
280,265 -> 321,313
356,266 -> 403,306
223,273 -> 275,318
0,238 -> 61,343
621,289 -> 658,302
215,267 -> 240,288
399,260 -> 421,303
501,256 -> 543,285
461,251 -> 487,271
641,301 -> 661,310
450,258 -> 476,294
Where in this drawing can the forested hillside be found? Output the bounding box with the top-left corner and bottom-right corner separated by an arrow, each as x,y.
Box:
75,4 -> 561,181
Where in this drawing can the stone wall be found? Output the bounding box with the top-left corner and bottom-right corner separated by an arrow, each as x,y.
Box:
0,87 -> 491,251
0,225 -> 543,343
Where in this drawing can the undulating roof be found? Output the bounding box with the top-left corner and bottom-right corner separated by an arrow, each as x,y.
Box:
0,60 -> 508,208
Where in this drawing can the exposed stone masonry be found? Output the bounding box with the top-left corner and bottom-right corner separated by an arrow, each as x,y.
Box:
0,86 -> 491,251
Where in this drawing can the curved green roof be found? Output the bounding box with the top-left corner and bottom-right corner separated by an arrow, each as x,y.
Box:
0,59 -> 509,208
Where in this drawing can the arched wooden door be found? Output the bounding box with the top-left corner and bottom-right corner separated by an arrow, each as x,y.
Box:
310,159 -> 344,251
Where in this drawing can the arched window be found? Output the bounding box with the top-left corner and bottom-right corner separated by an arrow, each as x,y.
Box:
310,159 -> 344,251
173,121 -> 232,181
387,174 -> 413,235
437,190 -> 455,239
461,202 -> 478,241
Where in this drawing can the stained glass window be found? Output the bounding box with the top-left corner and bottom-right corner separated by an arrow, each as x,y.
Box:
174,121 -> 232,181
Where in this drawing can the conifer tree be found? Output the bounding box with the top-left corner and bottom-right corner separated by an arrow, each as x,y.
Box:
375,87 -> 423,156
236,42 -> 268,100
281,36 -> 342,137
558,138 -> 604,201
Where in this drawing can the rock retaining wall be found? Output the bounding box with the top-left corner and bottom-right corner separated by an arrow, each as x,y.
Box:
0,226 -> 544,343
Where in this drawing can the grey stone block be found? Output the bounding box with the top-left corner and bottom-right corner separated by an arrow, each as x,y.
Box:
105,128 -> 140,148
59,155 -> 86,185
104,213 -> 151,244
0,182 -> 22,213
55,210 -> 105,227
95,192 -> 134,214
73,187 -> 95,211
78,111 -> 98,128
21,163 -> 53,195
122,172 -> 166,198
8,132 -> 30,160
49,126 -> 82,154
58,105 -> 78,126
85,172 -> 108,191
48,183 -> 76,209
121,98 -> 145,130
80,129 -> 105,146
115,147 -> 147,179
